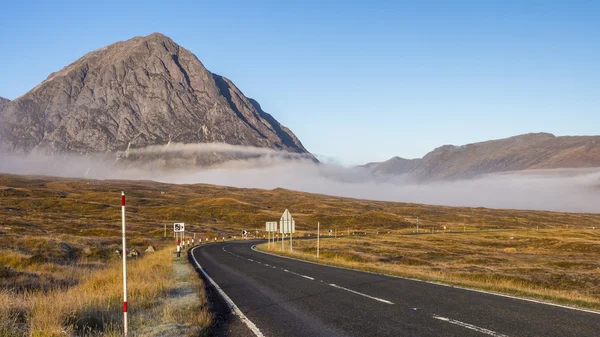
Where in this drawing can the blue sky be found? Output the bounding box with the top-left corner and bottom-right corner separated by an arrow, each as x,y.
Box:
1,1 -> 598,165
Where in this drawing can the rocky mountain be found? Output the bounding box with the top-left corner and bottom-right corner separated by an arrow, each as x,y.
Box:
0,33 -> 310,165
0,97 -> 9,112
364,133 -> 600,181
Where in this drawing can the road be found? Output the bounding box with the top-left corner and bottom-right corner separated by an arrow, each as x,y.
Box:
191,240 -> 600,337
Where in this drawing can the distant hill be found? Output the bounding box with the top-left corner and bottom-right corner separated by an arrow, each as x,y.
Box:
0,33 -> 311,165
363,133 -> 600,180
362,156 -> 421,176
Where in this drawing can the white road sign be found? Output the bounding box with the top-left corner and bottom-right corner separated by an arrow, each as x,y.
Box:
266,222 -> 278,232
279,209 -> 295,234
174,223 -> 185,233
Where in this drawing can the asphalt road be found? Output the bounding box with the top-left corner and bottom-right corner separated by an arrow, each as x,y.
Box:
191,240 -> 600,337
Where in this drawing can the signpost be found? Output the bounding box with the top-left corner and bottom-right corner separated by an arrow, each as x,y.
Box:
266,222 -> 277,248
279,209 -> 295,251
174,223 -> 185,248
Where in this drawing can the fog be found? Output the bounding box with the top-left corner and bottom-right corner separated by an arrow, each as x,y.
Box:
1,145 -> 599,213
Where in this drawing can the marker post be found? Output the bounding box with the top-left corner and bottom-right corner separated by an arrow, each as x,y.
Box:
121,192 -> 128,337
317,222 -> 320,259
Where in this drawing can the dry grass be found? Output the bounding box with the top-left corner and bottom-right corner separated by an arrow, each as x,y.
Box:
0,173 -> 219,336
1,173 -> 600,333
0,248 -> 212,336
1,248 -> 171,335
259,228 -> 600,310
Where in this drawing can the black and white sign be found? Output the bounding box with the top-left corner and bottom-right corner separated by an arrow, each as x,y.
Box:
174,223 -> 185,233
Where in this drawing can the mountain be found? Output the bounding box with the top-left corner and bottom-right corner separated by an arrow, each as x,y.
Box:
361,156 -> 421,175
0,33 -> 310,164
365,133 -> 600,180
0,97 -> 9,112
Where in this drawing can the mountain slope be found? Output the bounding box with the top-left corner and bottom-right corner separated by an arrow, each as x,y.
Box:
0,33 -> 309,161
366,133 -> 600,180
0,97 -> 9,112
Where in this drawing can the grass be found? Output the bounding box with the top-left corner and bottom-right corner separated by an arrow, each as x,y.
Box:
258,228 -> 600,310
1,173 -> 599,333
0,248 -> 213,336
0,173 -> 219,336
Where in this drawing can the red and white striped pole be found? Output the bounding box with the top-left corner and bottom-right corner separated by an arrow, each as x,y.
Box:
121,191 -> 128,336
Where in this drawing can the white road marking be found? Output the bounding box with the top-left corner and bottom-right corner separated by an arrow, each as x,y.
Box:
328,283 -> 394,305
433,316 -> 509,337
252,245 -> 600,315
282,269 -> 315,281
191,246 -> 265,337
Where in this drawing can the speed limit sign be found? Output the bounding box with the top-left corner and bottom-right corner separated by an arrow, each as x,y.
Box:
174,223 -> 185,232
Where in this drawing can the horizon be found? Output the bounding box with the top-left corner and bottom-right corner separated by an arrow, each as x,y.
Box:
1,1 -> 598,165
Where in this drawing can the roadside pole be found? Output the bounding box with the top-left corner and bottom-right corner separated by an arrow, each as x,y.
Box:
417,217 -> 419,233
164,224 -> 166,238
317,222 -> 320,259
121,192 -> 128,337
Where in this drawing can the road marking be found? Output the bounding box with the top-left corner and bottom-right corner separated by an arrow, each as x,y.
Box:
191,247 -> 265,337
433,316 -> 509,337
252,246 -> 600,315
282,269 -> 315,281
328,283 -> 394,305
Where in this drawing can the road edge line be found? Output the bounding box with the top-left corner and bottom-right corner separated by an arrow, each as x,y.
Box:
191,246 -> 265,337
251,245 -> 600,316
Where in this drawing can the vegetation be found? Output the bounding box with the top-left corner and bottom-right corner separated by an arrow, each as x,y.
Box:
0,174 -> 215,336
1,172 -> 599,334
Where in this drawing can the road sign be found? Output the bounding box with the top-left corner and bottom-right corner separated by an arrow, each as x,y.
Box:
279,209 -> 295,234
174,223 -> 185,233
266,222 -> 277,232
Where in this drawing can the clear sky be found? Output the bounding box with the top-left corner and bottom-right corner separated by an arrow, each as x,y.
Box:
1,1 -> 598,165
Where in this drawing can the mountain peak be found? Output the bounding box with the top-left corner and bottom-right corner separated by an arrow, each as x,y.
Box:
0,34 -> 310,162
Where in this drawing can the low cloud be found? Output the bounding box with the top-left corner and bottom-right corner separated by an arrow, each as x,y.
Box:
1,144 -> 599,213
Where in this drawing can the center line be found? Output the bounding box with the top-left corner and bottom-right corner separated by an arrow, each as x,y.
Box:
328,283 -> 394,305
282,269 -> 316,280
433,316 -> 509,337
